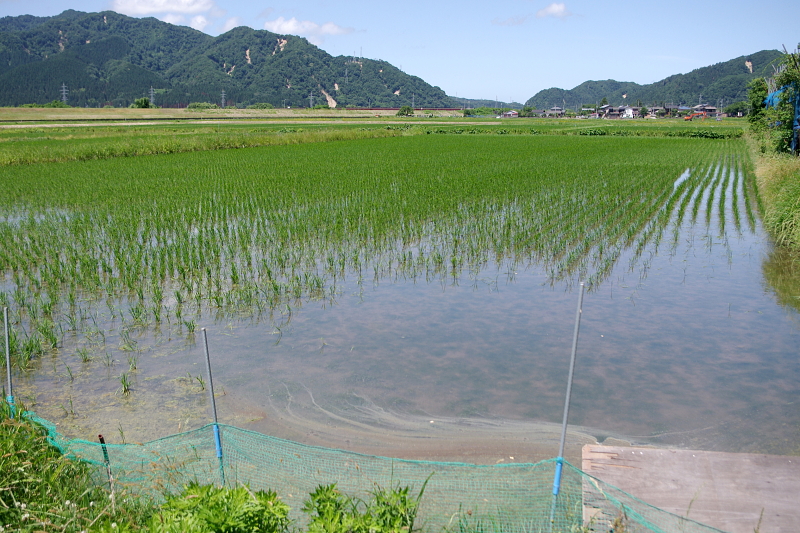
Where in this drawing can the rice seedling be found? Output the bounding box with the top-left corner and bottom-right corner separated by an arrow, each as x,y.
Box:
76,347 -> 92,363
118,372 -> 132,395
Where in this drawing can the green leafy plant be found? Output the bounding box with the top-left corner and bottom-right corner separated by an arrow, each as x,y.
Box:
303,479 -> 429,533
151,481 -> 291,533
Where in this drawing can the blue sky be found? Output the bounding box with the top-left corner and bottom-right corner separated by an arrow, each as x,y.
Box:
2,0 -> 798,103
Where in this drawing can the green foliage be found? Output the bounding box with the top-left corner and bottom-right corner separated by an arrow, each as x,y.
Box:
748,49 -> 800,153
747,78 -> 769,128
724,100 -> 749,116
20,100 -> 71,108
462,106 -> 508,116
187,102 -> 220,109
151,481 -> 291,533
248,102 -> 274,109
396,105 -> 414,116
303,481 -> 427,533
131,97 -> 151,108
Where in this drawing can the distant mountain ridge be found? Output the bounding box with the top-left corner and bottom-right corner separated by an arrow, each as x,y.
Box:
0,10 -> 784,111
525,50 -> 783,110
0,9 -> 453,108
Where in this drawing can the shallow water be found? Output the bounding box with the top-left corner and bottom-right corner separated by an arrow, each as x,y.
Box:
10,164 -> 800,462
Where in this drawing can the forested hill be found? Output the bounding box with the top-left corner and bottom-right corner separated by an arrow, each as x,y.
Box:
0,10 -> 453,108
525,49 -> 783,109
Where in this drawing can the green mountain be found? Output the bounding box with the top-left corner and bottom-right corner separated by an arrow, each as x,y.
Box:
0,10 -> 453,108
525,50 -> 783,109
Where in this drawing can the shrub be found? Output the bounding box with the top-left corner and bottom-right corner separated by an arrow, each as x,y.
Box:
248,102 -> 275,109
130,97 -> 151,109
187,102 -> 220,110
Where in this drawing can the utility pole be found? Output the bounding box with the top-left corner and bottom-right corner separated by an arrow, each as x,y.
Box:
221,89 -> 226,109
149,86 -> 155,106
309,90 -> 314,108
412,93 -> 415,109
60,83 -> 68,104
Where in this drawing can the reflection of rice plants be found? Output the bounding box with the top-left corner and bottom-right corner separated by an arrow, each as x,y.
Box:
119,330 -> 138,352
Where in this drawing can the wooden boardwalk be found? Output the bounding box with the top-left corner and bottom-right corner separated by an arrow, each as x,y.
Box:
582,445 -> 800,533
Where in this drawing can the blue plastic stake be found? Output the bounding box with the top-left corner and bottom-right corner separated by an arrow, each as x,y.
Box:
201,328 -> 225,486
4,307 -> 14,419
549,282 -> 585,527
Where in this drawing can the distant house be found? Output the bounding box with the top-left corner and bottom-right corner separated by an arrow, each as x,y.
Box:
501,110 -> 519,118
600,105 -> 621,119
693,104 -> 718,116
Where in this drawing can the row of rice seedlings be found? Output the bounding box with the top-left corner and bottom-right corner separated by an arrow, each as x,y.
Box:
0,135 -> 750,374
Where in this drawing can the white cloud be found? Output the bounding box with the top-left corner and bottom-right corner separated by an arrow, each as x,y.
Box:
190,15 -> 209,30
160,13 -> 185,24
264,16 -> 353,45
536,3 -> 572,18
221,17 -> 243,33
112,0 -> 214,15
492,15 -> 529,26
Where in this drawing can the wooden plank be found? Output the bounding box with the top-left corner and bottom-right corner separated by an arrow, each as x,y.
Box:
582,445 -> 800,533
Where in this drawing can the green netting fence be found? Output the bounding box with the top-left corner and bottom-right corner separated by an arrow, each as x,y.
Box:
24,412 -> 727,533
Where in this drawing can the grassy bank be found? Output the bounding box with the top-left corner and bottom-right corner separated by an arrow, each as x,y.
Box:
0,404 -> 152,531
750,139 -> 800,249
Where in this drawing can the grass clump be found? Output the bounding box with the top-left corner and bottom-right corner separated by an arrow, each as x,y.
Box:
751,144 -> 800,249
0,403 -> 152,531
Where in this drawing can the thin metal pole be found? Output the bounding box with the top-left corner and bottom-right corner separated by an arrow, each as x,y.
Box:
549,282 -> 585,526
98,434 -> 116,511
4,307 -> 14,419
201,328 -> 225,485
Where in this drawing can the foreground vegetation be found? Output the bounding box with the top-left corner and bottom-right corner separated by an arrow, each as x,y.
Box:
751,147 -> 800,249
1,404 -> 428,532
747,46 -> 800,251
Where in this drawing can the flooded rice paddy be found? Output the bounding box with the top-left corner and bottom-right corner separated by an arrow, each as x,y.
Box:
3,136 -> 800,463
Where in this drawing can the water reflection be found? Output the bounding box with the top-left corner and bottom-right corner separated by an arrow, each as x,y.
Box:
762,245 -> 800,314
